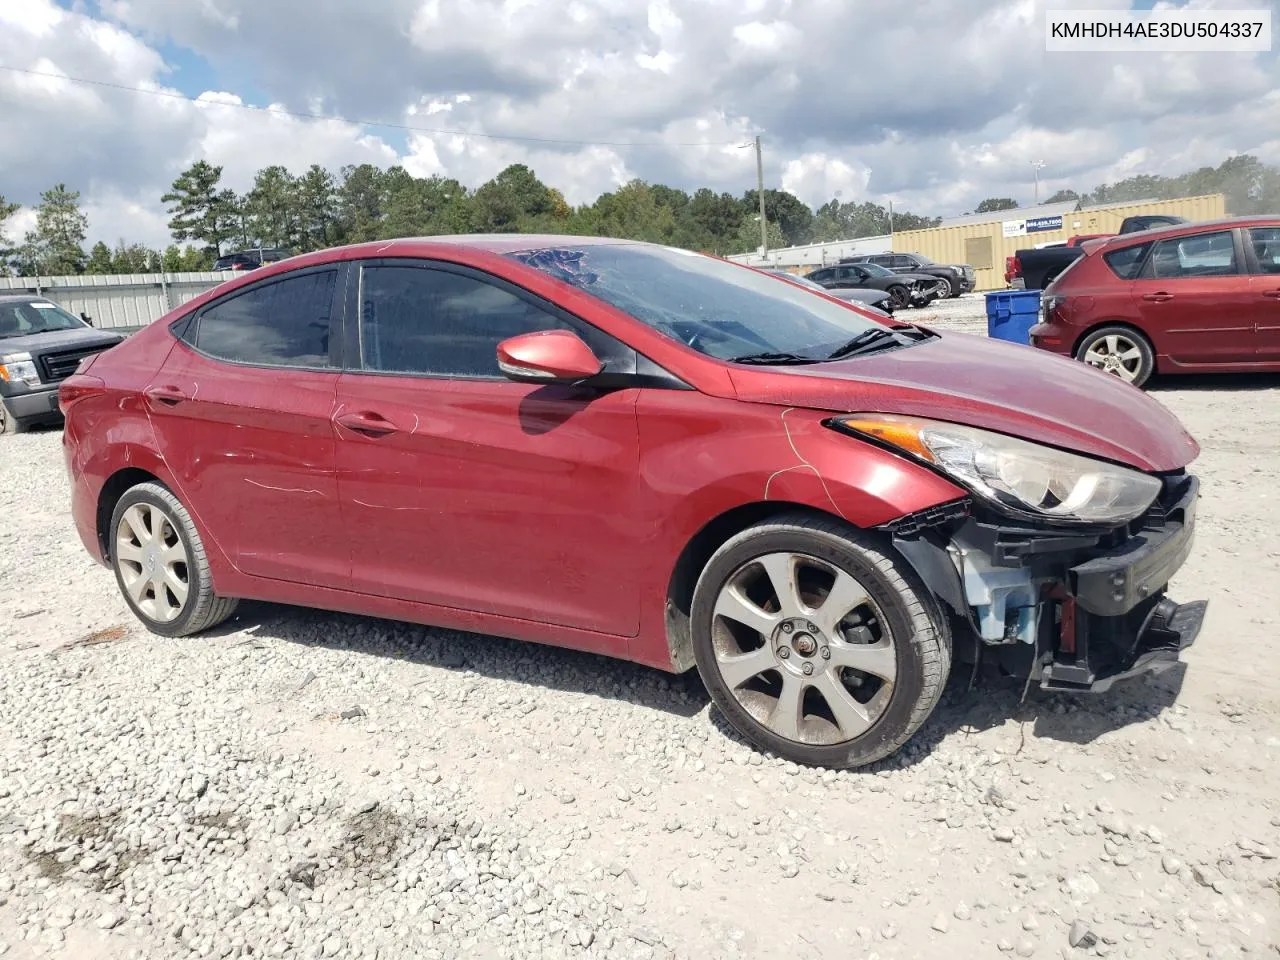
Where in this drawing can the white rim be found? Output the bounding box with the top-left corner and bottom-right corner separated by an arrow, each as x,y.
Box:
711,552 -> 896,746
1083,334 -> 1143,382
115,503 -> 190,622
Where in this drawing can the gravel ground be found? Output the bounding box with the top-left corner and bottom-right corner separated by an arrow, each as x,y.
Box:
2,316 -> 1278,959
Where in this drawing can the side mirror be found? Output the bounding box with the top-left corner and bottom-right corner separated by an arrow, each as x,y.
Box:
496,330 -> 604,385
80,312 -> 94,326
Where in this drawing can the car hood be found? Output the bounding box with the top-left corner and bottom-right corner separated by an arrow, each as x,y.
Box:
893,272 -> 945,285
0,328 -> 124,353
726,331 -> 1199,472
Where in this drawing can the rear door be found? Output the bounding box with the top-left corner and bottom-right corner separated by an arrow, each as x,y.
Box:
1129,228 -> 1255,365
1245,226 -> 1280,362
332,258 -> 643,641
148,265 -> 351,587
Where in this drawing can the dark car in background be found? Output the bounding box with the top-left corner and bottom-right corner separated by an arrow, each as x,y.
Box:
807,262 -> 947,309
214,248 -> 293,272
1029,216 -> 1280,387
844,252 -> 976,297
0,295 -> 124,433
760,268 -> 894,315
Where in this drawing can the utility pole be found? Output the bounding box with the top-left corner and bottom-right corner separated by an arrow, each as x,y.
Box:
1030,160 -> 1046,204
755,135 -> 768,257
888,199 -> 895,235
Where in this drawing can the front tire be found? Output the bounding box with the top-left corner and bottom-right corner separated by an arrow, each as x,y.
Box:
944,277 -> 961,298
1075,326 -> 1155,387
0,403 -> 30,435
887,285 -> 910,310
109,482 -> 239,637
690,514 -> 951,769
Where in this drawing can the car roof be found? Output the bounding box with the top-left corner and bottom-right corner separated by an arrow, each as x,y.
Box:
1095,215 -> 1280,250
0,294 -> 49,304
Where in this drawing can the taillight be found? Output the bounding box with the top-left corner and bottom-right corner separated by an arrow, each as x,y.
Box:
1004,256 -> 1021,285
58,374 -> 106,416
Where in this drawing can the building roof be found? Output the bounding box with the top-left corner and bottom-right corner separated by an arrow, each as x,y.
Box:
936,201 -> 1080,229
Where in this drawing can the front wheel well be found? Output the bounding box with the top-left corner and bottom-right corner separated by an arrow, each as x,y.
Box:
663,502 -> 860,672
97,467 -> 162,560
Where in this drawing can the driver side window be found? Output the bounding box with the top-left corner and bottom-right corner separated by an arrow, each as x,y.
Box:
359,265 -> 572,378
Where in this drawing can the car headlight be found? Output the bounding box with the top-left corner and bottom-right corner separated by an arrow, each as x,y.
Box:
834,414 -> 1162,525
0,352 -> 40,387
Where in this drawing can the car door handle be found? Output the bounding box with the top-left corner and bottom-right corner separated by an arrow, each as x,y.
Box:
334,411 -> 399,436
1263,290 -> 1280,299
143,384 -> 187,405
1142,292 -> 1175,302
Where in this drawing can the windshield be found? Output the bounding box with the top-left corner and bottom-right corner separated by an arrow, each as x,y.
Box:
509,244 -> 893,362
0,300 -> 87,338
857,262 -> 897,278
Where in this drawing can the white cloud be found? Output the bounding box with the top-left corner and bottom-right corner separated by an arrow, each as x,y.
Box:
0,0 -> 1274,253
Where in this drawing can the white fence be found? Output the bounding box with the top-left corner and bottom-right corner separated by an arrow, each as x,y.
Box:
726,234 -> 894,270
0,272 -> 237,330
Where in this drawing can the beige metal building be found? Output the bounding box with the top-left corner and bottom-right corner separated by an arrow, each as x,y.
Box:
893,193 -> 1227,292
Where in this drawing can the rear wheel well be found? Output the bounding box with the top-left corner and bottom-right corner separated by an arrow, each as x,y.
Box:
97,468 -> 161,560
1071,320 -> 1154,359
664,502 -> 852,672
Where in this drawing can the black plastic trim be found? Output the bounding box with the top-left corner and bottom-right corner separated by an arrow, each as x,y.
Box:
1068,476 -> 1198,616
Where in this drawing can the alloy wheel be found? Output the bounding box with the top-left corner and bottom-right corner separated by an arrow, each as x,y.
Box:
115,502 -> 190,622
709,552 -> 896,746
1082,334 -> 1143,382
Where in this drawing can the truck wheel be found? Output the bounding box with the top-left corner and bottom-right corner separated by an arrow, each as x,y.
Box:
690,513 -> 951,769
1075,326 -> 1155,387
887,285 -> 910,310
0,403 -> 30,435
109,482 -> 239,637
944,277 -> 961,298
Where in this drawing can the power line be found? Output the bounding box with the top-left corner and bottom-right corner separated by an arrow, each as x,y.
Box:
0,64 -> 750,148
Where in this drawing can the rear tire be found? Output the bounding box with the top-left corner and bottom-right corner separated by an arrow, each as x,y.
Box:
690,513 -> 951,769
109,482 -> 239,637
1074,326 -> 1155,387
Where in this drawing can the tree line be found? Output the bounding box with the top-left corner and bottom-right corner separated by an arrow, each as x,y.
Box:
2,154 -> 1277,276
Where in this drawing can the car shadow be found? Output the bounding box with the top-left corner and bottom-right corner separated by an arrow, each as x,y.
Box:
216,601 -> 1187,766
1148,372 -> 1280,392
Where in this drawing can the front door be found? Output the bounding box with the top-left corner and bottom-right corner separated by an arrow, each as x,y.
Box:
1129,228 -> 1255,365
334,259 -> 643,641
1246,226 -> 1280,362
146,265 -> 351,588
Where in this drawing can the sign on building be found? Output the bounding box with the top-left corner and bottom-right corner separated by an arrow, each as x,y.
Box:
1002,214 -> 1065,238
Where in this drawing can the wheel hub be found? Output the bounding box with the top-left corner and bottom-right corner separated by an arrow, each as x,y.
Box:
772,617 -> 828,673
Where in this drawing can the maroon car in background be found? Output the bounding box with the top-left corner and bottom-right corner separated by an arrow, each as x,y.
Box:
60,235 -> 1206,769
1030,216 -> 1280,386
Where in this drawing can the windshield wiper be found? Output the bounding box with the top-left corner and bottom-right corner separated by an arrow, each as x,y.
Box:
728,351 -> 821,365
826,328 -> 901,360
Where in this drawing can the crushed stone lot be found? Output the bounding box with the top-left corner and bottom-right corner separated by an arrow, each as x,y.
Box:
2,304 -> 1278,960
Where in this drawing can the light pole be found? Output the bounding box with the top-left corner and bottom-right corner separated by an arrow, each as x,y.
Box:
1030,160 -> 1046,204
741,137 -> 770,258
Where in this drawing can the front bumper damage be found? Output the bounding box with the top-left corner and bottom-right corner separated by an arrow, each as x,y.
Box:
885,473 -> 1206,694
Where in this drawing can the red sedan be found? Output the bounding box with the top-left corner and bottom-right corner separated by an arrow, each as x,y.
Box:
60,236 -> 1206,768
1030,216 -> 1280,386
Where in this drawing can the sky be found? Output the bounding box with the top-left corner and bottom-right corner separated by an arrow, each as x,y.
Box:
1,0 -> 1278,249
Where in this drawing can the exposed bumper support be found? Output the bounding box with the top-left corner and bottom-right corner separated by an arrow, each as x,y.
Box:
1041,597 -> 1206,693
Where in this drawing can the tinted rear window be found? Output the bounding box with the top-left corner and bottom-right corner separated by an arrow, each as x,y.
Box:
1103,243 -> 1151,280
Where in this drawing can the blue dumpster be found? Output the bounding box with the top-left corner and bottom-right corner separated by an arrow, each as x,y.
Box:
985,289 -> 1042,345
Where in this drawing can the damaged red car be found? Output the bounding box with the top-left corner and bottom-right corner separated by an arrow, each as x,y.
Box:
60,236 -> 1206,768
